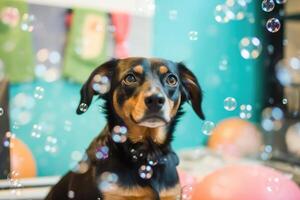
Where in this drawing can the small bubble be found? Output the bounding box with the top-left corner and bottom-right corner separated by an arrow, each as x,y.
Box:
275,0 -> 287,4
112,125 -> 127,143
188,31 -> 198,41
262,0 -> 275,12
95,146 -> 109,160
44,136 -> 58,154
79,103 -> 88,112
224,97 -> 237,111
98,172 -> 118,191
239,37 -> 262,59
92,75 -> 111,94
266,18 -> 281,33
72,161 -> 89,174
138,165 -> 153,179
201,121 -> 215,136
36,48 -> 49,62
31,124 -> 42,138
71,151 -> 83,162
240,104 -> 252,119
20,13 -> 35,32
219,58 -> 228,71
34,86 -> 45,100
0,107 -> 4,116
49,51 -> 61,64
214,4 -> 231,23
68,190 -> 75,199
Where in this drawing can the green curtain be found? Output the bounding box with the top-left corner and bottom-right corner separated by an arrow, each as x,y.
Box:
0,0 -> 34,83
63,9 -> 108,83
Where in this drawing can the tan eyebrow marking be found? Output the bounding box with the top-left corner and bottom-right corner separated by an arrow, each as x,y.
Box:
133,65 -> 144,74
159,65 -> 168,74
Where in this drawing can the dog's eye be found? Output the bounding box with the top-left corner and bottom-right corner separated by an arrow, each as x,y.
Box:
166,74 -> 178,86
123,74 -> 137,85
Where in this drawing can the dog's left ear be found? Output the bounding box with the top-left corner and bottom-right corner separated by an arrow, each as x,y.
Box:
76,59 -> 118,114
178,62 -> 205,120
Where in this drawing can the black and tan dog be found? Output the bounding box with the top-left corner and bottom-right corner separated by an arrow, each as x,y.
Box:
45,57 -> 205,200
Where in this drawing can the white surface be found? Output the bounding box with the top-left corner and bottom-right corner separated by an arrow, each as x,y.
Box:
0,176 -> 60,188
0,187 -> 50,200
25,0 -> 155,17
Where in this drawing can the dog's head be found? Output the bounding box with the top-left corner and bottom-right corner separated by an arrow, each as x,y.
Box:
77,57 -> 205,143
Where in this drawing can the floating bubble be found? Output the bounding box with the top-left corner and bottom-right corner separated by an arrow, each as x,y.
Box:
92,75 -> 111,94
79,103 -> 88,112
44,136 -> 58,153
261,107 -> 283,131
275,0 -> 287,4
34,86 -> 44,100
282,98 -> 288,105
188,31 -> 198,41
112,125 -> 127,143
138,165 -> 153,179
224,97 -> 237,111
98,172 -> 118,191
275,57 -> 300,86
71,151 -> 83,162
0,107 -> 4,116
214,4 -> 231,23
35,64 -> 47,78
43,68 -> 60,82
68,190 -> 75,199
239,104 -> 252,119
218,58 -> 228,71
169,10 -> 178,20
181,185 -> 193,200
36,48 -> 49,62
3,132 -> 15,148
262,0 -> 275,12
1,7 -> 20,27
225,0 -> 247,21
239,37 -> 262,59
201,121 -> 215,136
266,18 -> 281,33
31,124 -> 42,138
72,161 -> 89,174
95,146 -> 109,160
20,13 -> 34,32
49,51 -> 61,64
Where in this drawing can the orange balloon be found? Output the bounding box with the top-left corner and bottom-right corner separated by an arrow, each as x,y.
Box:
10,137 -> 37,178
208,118 -> 262,157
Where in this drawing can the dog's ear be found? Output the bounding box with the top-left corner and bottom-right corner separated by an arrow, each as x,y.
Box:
178,62 -> 205,120
76,59 -> 118,114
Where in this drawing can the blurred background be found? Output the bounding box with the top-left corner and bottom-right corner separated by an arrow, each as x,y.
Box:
1,0 -> 300,199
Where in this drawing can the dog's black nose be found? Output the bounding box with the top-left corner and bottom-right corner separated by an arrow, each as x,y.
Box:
145,94 -> 165,111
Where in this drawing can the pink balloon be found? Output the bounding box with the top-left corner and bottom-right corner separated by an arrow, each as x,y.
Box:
192,164 -> 300,200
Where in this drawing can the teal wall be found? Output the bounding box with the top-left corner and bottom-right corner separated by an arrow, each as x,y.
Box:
8,1 -> 264,176
152,0 -> 264,149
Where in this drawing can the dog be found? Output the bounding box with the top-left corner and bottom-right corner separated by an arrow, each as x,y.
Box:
45,57 -> 205,200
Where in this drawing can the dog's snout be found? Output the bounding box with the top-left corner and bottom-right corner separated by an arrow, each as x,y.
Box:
145,94 -> 165,111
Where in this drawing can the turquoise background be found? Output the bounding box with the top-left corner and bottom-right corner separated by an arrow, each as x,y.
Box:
8,0 -> 264,176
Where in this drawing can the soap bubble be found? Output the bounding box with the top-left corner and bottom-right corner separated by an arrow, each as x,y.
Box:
36,48 -> 49,62
31,124 -> 42,138
95,145 -> 109,160
275,0 -> 287,4
112,125 -> 127,143
138,165 -> 153,179
71,151 -> 83,162
0,107 -> 4,116
239,37 -> 262,59
225,0 -> 247,21
20,13 -> 34,32
260,145 -> 273,160
262,0 -> 275,12
239,104 -> 252,119
98,172 -> 118,191
44,136 -> 58,153
266,18 -> 281,33
34,86 -> 44,100
276,57 -> 300,86
93,75 -> 111,94
49,51 -> 61,64
219,58 -> 228,71
188,31 -> 198,41
72,159 -> 89,174
282,98 -> 288,105
214,4 -> 231,23
68,190 -> 75,199
79,103 -> 88,112
224,97 -> 237,111
261,107 -> 283,131
0,7 -> 20,27
201,121 -> 215,135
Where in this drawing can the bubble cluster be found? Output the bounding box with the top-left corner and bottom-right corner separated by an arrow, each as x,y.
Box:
239,104 -> 252,119
239,37 -> 262,59
275,57 -> 300,86
0,107 -> 4,116
93,75 -> 111,94
188,31 -> 198,41
261,107 -> 283,131
112,125 -> 127,143
44,136 -> 58,153
34,86 -> 45,100
3,132 -> 15,148
260,145 -> 273,160
201,121 -> 215,136
262,0 -> 275,12
79,103 -> 88,113
20,13 -> 34,32
31,124 -> 42,138
224,97 -> 237,111
95,145 -> 109,160
138,165 -> 153,179
266,18 -> 281,33
214,0 -> 247,23
36,48 -> 49,62
214,4 -> 231,23
98,172 -> 118,191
